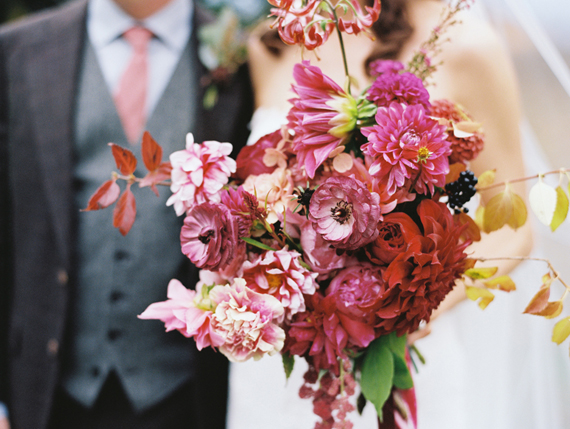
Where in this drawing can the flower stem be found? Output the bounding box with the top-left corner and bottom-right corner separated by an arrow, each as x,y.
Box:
329,2 -> 351,94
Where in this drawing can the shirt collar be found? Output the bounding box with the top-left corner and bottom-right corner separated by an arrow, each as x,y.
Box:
87,0 -> 193,51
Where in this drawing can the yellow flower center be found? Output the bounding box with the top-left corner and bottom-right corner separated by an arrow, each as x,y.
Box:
417,146 -> 431,162
266,273 -> 282,291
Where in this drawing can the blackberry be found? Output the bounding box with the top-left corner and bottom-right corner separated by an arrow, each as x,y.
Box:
445,170 -> 478,214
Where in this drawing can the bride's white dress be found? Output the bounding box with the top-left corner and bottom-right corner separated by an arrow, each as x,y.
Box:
227,101 -> 570,428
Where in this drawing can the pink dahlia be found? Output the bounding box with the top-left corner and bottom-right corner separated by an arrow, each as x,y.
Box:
138,279 -> 224,350
367,60 -> 431,110
288,61 -> 357,178
220,187 -> 263,238
361,102 -> 450,196
309,176 -> 381,250
377,199 -> 470,335
167,133 -> 236,216
180,202 -> 239,272
326,263 -> 386,325
240,247 -> 318,321
210,278 -> 286,362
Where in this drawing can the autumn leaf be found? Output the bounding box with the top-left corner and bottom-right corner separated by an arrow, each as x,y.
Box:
465,286 -> 495,310
463,258 -> 477,271
506,191 -> 527,230
141,131 -> 163,172
484,275 -> 516,292
139,162 -> 172,196
550,186 -> 569,232
446,162 -> 466,184
552,316 -> 570,345
534,300 -> 563,319
83,179 -> 120,211
529,177 -> 557,226
464,266 -> 498,280
475,205 -> 485,231
455,212 -> 481,242
483,190 -> 513,233
477,170 -> 496,188
110,143 -> 137,176
523,286 -> 551,315
113,184 -> 137,236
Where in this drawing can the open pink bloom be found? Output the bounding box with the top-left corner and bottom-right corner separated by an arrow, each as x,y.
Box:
309,176 -> 381,250
138,279 -> 224,350
288,61 -> 357,178
235,129 -> 283,181
210,278 -> 286,362
180,202 -> 239,272
167,133 -> 236,216
240,248 -> 318,321
336,0 -> 381,36
361,102 -> 450,196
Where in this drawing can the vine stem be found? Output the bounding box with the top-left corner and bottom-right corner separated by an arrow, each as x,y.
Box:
475,256 -> 570,294
477,168 -> 569,192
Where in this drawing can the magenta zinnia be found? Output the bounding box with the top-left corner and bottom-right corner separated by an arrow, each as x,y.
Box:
288,61 -> 357,178
361,102 -> 450,196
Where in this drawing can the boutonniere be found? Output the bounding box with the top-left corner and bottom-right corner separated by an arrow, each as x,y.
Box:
198,7 -> 250,109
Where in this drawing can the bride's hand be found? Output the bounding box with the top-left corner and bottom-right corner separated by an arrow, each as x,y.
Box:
0,417 -> 10,429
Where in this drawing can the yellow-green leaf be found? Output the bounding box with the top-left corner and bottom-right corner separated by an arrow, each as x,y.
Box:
477,170 -> 496,188
475,205 -> 485,231
523,286 -> 551,315
550,186 -> 569,231
484,275 -> 516,292
506,191 -> 528,230
552,316 -> 570,345
483,190 -> 513,233
529,178 -> 557,226
465,286 -> 495,310
464,266 -> 499,280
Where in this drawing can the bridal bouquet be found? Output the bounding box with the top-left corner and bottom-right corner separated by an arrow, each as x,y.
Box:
85,0 -> 570,427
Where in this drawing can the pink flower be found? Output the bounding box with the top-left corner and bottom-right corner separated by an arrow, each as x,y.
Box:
180,202 -> 240,272
138,279 -> 225,350
361,102 -> 450,196
367,60 -> 431,110
210,278 -> 286,362
288,61 -> 357,178
235,129 -> 284,181
220,187 -> 263,238
336,0 -> 381,36
300,220 -> 356,279
240,248 -> 318,321
167,133 -> 236,216
309,176 -> 381,250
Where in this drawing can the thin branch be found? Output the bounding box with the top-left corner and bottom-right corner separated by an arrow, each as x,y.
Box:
476,168 -> 569,192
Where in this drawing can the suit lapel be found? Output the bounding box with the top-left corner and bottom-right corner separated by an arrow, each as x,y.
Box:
25,0 -> 88,264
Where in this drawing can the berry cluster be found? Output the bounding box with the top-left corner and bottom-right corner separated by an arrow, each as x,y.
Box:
445,170 -> 478,214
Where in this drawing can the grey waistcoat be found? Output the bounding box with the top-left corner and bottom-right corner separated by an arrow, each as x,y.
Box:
61,40 -> 199,411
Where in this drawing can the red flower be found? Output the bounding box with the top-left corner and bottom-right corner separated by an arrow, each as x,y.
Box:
235,129 -> 283,181
375,199 -> 470,335
366,212 -> 421,265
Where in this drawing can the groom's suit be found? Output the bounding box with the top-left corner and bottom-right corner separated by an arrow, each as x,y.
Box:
0,1 -> 253,428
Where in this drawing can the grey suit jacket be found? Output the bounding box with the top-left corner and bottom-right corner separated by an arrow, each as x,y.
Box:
0,1 -> 253,428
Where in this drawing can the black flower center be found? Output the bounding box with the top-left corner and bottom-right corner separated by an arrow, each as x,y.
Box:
331,200 -> 353,224
198,229 -> 215,244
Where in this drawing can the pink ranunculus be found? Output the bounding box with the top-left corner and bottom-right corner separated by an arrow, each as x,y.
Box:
309,176 -> 381,250
300,220 -> 356,280
180,202 -> 239,272
138,279 -> 225,350
209,278 -> 286,362
166,133 -> 236,216
288,61 -> 357,178
361,102 -> 451,196
240,247 -> 318,321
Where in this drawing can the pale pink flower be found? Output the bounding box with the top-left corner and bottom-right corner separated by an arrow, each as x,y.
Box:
210,278 -> 286,362
288,61 -> 357,178
180,202 -> 240,272
309,176 -> 381,250
138,279 -> 225,350
167,133 -> 236,216
361,102 -> 450,196
240,248 -> 318,321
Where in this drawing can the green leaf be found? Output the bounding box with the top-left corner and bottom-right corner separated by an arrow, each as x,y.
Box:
282,353 -> 295,380
361,337 -> 395,419
550,186 -> 569,231
392,353 -> 414,390
241,237 -> 276,251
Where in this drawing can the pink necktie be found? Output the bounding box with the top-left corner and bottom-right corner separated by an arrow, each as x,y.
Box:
114,27 -> 153,144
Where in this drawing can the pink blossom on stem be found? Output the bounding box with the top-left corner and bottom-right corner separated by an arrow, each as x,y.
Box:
210,278 -> 286,362
167,133 -> 236,216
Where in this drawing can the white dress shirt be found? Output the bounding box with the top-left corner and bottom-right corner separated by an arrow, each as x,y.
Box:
87,0 -> 193,117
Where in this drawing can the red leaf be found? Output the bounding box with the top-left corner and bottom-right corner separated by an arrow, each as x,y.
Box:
139,162 -> 172,196
83,180 -> 120,211
141,131 -> 163,172
113,185 -> 137,235
109,143 -> 137,176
